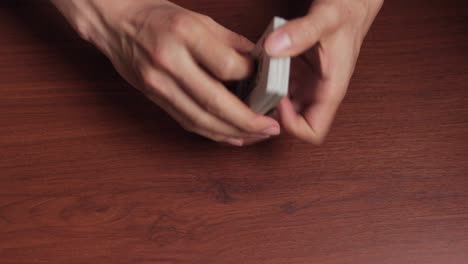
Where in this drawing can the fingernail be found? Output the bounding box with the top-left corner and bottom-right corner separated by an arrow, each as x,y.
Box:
267,31 -> 292,55
262,126 -> 281,136
226,138 -> 244,147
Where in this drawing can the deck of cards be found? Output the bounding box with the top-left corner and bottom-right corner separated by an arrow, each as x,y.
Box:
237,17 -> 291,115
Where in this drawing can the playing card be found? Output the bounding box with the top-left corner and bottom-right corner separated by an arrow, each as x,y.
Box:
237,17 -> 291,115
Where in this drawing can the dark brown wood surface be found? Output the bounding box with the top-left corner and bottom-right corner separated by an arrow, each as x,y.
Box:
1,1 -> 467,263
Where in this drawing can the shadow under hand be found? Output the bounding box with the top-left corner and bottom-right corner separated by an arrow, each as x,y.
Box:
1,1 -> 207,153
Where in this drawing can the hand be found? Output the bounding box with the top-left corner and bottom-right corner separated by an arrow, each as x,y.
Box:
265,0 -> 384,144
51,0 -> 281,146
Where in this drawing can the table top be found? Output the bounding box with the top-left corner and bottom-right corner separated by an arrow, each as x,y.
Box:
1,1 -> 467,263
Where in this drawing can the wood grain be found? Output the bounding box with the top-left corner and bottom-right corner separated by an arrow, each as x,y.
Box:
1,0 -> 467,263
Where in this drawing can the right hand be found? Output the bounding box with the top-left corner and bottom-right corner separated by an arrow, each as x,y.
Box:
53,0 -> 281,146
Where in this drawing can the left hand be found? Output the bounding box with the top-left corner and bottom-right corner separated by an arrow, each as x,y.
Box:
264,0 -> 384,144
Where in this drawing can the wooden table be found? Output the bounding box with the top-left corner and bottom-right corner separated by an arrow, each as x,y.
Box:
1,1 -> 467,263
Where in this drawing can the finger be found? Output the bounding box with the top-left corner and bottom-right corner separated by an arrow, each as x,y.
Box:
264,3 -> 344,57
159,13 -> 253,80
117,40 -> 247,143
196,14 -> 255,53
277,98 -> 324,144
141,65 -> 256,145
301,95 -> 342,143
160,98 -> 244,146
278,78 -> 346,144
186,25 -> 254,81
278,26 -> 357,144
162,46 -> 281,136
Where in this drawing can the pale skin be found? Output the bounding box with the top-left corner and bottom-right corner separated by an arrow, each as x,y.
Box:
51,0 -> 383,146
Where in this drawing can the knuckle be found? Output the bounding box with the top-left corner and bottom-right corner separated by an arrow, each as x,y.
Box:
189,114 -> 210,134
314,135 -> 326,145
236,34 -> 250,45
74,19 -> 92,42
297,18 -> 320,42
151,42 -> 172,67
193,115 -> 209,130
310,128 -> 328,145
346,0 -> 371,19
285,123 -> 324,146
218,56 -> 239,80
322,3 -> 343,26
327,0 -> 368,24
140,67 -> 162,96
140,68 -> 174,102
168,12 -> 196,37
305,134 -> 324,145
242,117 -> 260,132
140,67 -> 154,89
202,92 -> 222,114
198,14 -> 215,24
334,2 -> 351,21
229,32 -> 246,44
180,120 -> 197,134
300,127 -> 326,145
239,35 -> 255,50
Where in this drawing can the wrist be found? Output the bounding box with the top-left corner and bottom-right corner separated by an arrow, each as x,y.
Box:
50,0 -> 95,41
51,0 -> 130,58
51,0 -> 169,51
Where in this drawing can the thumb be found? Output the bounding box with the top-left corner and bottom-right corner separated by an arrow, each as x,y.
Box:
265,5 -> 341,57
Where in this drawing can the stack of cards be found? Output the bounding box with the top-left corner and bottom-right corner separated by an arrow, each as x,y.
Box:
237,17 -> 291,115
